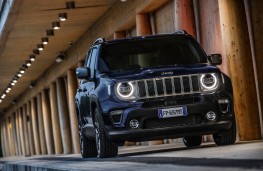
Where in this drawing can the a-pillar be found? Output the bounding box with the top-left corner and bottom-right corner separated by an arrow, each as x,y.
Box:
136,13 -> 163,146
67,69 -> 80,153
174,0 -> 197,38
37,93 -> 48,154
218,0 -> 262,140
18,108 -> 26,155
42,89 -> 55,154
15,110 -> 22,155
22,105 -> 31,156
27,101 -> 35,155
50,82 -> 63,154
31,98 -> 41,155
56,77 -> 72,154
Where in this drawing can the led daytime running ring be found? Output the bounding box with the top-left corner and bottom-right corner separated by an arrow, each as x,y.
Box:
200,73 -> 217,90
117,82 -> 134,98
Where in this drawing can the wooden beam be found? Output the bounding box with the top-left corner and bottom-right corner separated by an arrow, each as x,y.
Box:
18,108 -> 25,155
49,82 -> 63,154
67,69 -> 80,154
56,77 -> 72,154
114,31 -> 126,39
31,98 -> 41,155
174,0 -> 197,38
11,113 -> 18,155
27,101 -> 35,155
42,89 -> 55,155
37,93 -> 47,154
15,110 -> 22,155
136,13 -> 152,36
247,0 -> 263,137
218,0 -> 262,140
22,105 -> 30,156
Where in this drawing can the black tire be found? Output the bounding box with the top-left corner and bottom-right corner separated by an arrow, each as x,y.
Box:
213,121 -> 236,146
183,136 -> 202,147
78,114 -> 97,158
94,108 -> 118,158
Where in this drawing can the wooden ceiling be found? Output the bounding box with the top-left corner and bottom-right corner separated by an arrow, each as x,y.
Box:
0,0 -> 117,112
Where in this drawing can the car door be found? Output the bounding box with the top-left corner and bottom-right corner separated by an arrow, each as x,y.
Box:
81,47 -> 98,122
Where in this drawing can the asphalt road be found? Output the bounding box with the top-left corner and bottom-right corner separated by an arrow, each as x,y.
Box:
0,141 -> 263,171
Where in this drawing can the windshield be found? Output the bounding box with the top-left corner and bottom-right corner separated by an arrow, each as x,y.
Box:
100,35 -> 207,73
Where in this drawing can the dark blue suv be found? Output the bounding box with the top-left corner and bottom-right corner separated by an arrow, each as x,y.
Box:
75,31 -> 236,158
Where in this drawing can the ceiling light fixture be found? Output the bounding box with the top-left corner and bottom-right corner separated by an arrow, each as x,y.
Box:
66,1 -> 75,9
26,60 -> 31,67
11,82 -> 16,86
42,37 -> 49,45
7,87 -> 11,91
1,94 -> 6,99
12,79 -> 17,83
59,13 -> 67,21
20,68 -> 25,74
17,72 -> 22,78
120,0 -> 128,2
30,55 -> 36,61
37,44 -> 44,51
29,81 -> 35,89
52,22 -> 60,30
33,49 -> 40,55
47,30 -> 54,36
0,99 -> 2,103
6,89 -> 10,93
56,52 -> 65,63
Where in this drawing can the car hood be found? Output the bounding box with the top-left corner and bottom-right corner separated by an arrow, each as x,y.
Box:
105,64 -> 221,81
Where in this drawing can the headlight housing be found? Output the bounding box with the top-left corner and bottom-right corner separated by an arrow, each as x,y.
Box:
200,73 -> 219,91
115,81 -> 138,101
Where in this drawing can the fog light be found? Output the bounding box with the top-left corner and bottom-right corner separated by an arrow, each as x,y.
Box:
110,110 -> 123,124
206,111 -> 216,121
130,119 -> 139,129
218,99 -> 230,114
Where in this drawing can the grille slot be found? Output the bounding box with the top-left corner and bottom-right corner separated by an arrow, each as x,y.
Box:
137,74 -> 201,99
144,114 -> 204,129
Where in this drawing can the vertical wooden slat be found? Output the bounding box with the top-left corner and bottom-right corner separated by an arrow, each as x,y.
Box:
18,108 -> 25,155
56,77 -> 72,154
31,98 -> 41,155
7,117 -> 15,156
1,122 -> 6,157
246,0 -> 263,137
11,114 -> 18,155
27,101 -> 35,155
136,13 -> 152,36
37,93 -> 47,154
50,82 -> 63,154
67,69 -> 80,154
174,0 -> 197,38
218,0 -> 261,140
42,89 -> 55,154
22,105 -> 30,156
3,120 -> 10,156
15,110 -> 22,155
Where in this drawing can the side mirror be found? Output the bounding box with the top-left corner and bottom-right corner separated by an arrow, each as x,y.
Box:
76,67 -> 90,79
207,54 -> 222,65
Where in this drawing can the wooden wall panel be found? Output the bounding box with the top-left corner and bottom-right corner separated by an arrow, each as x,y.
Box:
154,0 -> 175,34
219,0 -> 261,140
249,0 -> 263,136
198,0 -> 228,74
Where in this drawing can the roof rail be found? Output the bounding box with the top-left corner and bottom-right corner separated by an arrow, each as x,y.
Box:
93,37 -> 106,45
173,30 -> 188,35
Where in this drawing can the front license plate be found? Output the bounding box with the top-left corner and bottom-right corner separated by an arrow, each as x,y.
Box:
158,106 -> 187,118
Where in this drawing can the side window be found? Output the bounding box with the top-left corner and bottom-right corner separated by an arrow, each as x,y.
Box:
89,47 -> 98,78
85,50 -> 92,67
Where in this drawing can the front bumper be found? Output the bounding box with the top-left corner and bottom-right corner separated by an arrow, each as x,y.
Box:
106,120 -> 232,141
103,99 -> 234,142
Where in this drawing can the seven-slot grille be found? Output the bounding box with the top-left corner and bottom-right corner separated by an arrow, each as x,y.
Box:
137,75 -> 200,98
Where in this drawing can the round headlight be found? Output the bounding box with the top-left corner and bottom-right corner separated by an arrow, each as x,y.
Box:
116,82 -> 134,98
200,74 -> 218,90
